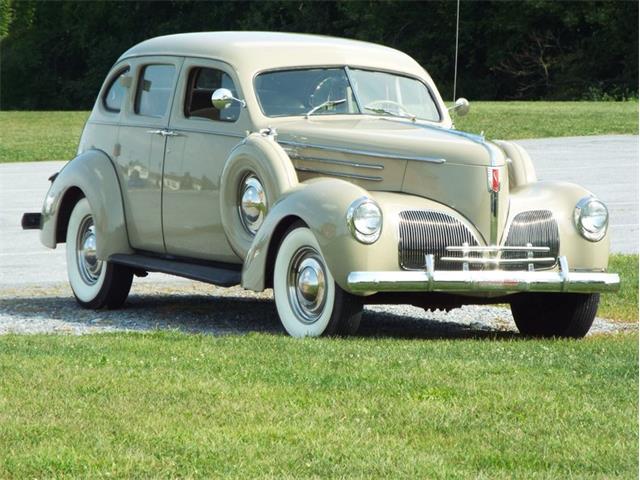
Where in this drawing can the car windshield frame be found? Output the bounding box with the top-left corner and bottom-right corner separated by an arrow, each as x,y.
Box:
253,66 -> 443,123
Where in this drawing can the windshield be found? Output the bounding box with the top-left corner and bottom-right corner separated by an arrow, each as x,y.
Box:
255,67 -> 441,122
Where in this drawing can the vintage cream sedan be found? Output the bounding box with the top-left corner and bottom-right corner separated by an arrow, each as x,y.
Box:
23,32 -> 620,338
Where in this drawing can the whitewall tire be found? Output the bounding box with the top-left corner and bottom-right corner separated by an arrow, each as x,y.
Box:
66,198 -> 133,309
273,223 -> 363,337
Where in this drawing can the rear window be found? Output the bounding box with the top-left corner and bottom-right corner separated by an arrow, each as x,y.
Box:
103,67 -> 129,113
135,64 -> 176,118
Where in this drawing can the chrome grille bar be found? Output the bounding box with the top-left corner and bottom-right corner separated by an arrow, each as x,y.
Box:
446,245 -> 550,253
440,256 -> 557,265
398,211 -> 480,271
503,210 -> 559,270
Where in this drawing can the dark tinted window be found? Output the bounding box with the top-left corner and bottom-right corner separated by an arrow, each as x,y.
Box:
103,68 -> 129,112
135,65 -> 176,117
185,67 -> 240,122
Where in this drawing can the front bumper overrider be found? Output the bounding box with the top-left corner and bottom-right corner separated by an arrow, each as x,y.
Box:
347,255 -> 620,294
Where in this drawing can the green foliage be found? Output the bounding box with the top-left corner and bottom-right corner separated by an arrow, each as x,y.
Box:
0,1 -> 637,109
0,0 -> 13,39
0,332 -> 637,478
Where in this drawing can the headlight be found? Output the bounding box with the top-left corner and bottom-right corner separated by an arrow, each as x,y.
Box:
574,196 -> 609,242
347,197 -> 382,244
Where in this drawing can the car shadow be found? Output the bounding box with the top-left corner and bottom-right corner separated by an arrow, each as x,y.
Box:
0,292 -> 520,340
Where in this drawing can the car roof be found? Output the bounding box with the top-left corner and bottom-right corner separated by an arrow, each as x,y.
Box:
118,31 -> 428,79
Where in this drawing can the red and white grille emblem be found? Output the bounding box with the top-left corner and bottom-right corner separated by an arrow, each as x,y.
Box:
487,167 -> 501,193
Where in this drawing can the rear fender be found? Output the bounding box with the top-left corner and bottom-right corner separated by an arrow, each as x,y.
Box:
40,149 -> 132,259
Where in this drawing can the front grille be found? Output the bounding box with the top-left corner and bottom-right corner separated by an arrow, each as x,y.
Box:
502,210 -> 559,270
398,211 -> 480,270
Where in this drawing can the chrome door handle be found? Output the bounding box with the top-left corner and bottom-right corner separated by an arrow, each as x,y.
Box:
146,129 -> 183,137
161,130 -> 182,137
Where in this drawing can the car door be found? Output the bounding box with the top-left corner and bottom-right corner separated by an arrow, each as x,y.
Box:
162,58 -> 249,262
116,56 -> 184,252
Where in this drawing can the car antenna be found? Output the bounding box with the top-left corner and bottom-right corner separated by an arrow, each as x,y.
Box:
452,0 -> 461,102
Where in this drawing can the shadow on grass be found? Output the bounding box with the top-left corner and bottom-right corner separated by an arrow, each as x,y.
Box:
0,292 -> 520,340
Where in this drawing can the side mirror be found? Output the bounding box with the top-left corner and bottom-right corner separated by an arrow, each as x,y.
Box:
449,97 -> 470,116
211,88 -> 246,110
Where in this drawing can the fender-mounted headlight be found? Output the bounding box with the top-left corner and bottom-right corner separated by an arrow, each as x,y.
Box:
346,197 -> 382,244
574,196 -> 609,242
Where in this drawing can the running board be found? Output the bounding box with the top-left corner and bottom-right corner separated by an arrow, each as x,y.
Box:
109,254 -> 241,287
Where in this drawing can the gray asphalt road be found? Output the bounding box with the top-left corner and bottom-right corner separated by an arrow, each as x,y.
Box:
517,135 -> 638,254
0,135 -> 637,288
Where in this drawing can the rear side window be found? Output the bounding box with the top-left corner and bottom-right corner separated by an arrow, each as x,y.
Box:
135,64 -> 176,118
184,67 -> 240,122
103,68 -> 129,112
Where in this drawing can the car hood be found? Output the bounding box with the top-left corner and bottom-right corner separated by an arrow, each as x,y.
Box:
274,116 -> 505,167
273,116 -> 509,244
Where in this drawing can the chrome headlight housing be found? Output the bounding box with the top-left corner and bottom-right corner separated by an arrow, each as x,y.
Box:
574,196 -> 609,242
346,197 -> 382,244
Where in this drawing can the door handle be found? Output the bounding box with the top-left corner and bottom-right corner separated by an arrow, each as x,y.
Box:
146,129 -> 183,137
161,130 -> 182,137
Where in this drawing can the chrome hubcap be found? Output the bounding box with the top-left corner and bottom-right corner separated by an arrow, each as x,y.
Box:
238,174 -> 266,235
76,216 -> 102,285
287,247 -> 327,324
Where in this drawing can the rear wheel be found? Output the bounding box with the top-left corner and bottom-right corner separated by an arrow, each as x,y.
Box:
510,293 -> 599,338
273,223 -> 363,337
66,198 -> 133,309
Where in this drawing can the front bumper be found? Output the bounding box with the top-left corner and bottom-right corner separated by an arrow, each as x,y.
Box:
347,256 -> 620,294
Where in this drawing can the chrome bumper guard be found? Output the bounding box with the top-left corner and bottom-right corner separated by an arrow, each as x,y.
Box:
347,255 -> 620,294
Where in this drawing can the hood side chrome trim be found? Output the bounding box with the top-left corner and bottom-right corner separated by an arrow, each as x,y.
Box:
278,140 -> 446,164
294,166 -> 383,182
284,150 -> 384,171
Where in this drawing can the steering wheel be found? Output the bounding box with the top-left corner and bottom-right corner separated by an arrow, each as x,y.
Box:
364,99 -> 414,118
309,76 -> 347,108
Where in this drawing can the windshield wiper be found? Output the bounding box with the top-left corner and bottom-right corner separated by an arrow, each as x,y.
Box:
364,106 -> 416,122
305,98 -> 346,118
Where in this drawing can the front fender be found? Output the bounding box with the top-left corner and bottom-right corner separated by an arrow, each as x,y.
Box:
242,178 -> 375,292
40,149 -> 132,259
508,181 -> 611,270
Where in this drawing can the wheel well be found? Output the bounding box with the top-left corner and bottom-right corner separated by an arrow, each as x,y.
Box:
55,187 -> 85,243
264,215 -> 305,289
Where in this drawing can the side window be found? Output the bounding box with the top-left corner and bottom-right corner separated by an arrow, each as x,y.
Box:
103,67 -> 129,113
135,64 -> 176,118
184,67 -> 240,122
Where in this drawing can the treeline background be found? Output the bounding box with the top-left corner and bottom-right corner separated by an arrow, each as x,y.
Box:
0,0 -> 637,110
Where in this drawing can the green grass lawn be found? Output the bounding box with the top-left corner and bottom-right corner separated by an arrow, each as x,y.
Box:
601,254 -> 639,322
456,101 -> 639,140
0,332 -> 636,479
0,102 -> 637,162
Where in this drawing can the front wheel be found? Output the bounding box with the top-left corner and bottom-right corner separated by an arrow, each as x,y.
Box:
273,223 -> 363,337
510,293 -> 599,338
66,198 -> 133,309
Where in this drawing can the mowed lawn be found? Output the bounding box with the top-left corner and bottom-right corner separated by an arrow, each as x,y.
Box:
0,101 -> 637,162
600,254 -> 638,322
0,332 -> 637,479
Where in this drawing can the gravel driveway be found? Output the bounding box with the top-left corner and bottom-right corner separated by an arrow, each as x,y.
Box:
0,135 -> 637,337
